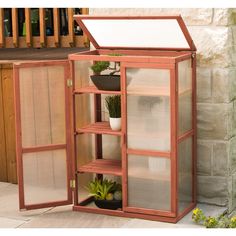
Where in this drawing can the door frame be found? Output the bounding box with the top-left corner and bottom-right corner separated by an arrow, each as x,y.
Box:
13,60 -> 73,210
120,62 -> 177,218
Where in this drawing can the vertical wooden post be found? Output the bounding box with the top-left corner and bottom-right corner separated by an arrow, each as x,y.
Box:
0,9 -> 4,48
12,8 -> 18,47
0,65 -> 8,182
39,8 -> 46,47
2,64 -> 17,183
53,8 -> 60,47
81,8 -> 89,47
25,8 -> 32,47
68,8 -> 74,47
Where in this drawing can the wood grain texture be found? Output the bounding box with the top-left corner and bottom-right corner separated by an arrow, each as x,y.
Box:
12,8 -> 18,47
53,8 -> 60,47
2,65 -> 17,183
68,8 -> 74,47
0,65 -> 8,182
25,8 -> 32,47
39,8 -> 46,47
0,9 -> 4,48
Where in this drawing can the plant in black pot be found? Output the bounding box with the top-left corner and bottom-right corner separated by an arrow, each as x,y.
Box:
105,95 -> 121,131
87,178 -> 122,210
90,54 -> 122,91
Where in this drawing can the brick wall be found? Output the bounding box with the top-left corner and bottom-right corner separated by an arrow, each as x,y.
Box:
90,8 -> 236,212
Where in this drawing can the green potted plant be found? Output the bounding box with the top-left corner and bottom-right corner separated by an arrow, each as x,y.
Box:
87,178 -> 122,210
105,95 -> 121,131
90,54 -> 122,91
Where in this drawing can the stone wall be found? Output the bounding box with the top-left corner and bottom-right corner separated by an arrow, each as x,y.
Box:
90,8 -> 236,212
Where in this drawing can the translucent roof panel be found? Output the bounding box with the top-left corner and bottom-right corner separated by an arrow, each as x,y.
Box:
74,16 -> 196,51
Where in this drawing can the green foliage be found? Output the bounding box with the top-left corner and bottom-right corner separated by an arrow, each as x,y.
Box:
90,61 -> 110,75
90,54 -> 123,76
87,178 -> 122,200
105,95 -> 121,118
192,208 -> 236,228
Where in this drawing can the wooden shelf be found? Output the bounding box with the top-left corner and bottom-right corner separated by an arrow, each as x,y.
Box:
76,122 -> 122,136
74,86 -> 121,95
78,159 -> 122,176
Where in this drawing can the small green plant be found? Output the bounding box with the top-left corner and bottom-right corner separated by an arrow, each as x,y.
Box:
105,95 -> 121,118
87,178 -> 122,201
192,208 -> 236,228
90,61 -> 110,75
90,53 -> 123,76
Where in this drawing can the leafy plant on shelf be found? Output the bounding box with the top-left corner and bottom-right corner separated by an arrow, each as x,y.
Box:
105,95 -> 121,118
90,53 -> 123,76
192,208 -> 236,228
87,178 -> 122,201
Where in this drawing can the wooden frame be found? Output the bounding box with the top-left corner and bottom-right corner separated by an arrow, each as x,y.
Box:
12,15 -> 196,223
73,15 -> 196,51
70,48 -> 196,222
13,60 -> 73,210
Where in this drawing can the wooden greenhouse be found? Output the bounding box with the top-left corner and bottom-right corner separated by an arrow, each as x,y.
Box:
13,15 -> 197,223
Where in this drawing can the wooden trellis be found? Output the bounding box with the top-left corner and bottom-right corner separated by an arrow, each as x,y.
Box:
0,8 -> 89,48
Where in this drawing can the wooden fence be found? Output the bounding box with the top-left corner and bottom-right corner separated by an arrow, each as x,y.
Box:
0,8 -> 89,48
0,64 -> 17,183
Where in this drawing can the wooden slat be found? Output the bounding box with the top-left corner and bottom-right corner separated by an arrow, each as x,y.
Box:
2,65 -> 17,183
78,159 -> 122,176
81,8 -> 89,48
25,8 -> 32,47
53,8 -> 60,47
39,8 -> 46,47
12,8 -> 18,47
0,65 -> 8,182
76,122 -> 122,136
68,8 -> 74,47
74,86 -> 121,95
0,9 -> 4,48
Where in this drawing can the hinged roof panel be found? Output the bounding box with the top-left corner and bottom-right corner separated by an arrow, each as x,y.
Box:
74,15 -> 196,51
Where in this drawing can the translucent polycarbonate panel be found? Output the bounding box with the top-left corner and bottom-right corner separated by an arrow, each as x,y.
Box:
178,137 -> 193,213
19,66 -> 66,147
128,155 -> 171,211
126,68 -> 170,95
23,149 -> 67,205
126,68 -> 170,151
82,19 -> 190,49
74,60 -> 92,89
178,59 -> 192,136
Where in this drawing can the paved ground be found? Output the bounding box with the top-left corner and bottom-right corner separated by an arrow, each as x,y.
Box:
0,182 -> 227,228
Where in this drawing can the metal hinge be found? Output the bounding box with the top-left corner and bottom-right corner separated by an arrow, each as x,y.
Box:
67,79 -> 73,87
70,179 -> 76,189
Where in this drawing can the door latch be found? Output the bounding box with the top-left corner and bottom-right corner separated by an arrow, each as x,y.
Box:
67,79 -> 73,87
70,179 -> 76,189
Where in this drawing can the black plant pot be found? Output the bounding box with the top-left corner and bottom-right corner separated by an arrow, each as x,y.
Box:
90,75 -> 120,91
94,199 -> 122,210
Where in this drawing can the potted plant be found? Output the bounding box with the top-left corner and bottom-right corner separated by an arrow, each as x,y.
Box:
87,178 -> 122,210
105,95 -> 121,131
90,54 -> 122,91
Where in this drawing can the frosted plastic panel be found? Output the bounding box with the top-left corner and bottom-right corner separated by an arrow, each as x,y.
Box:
128,155 -> 171,211
178,59 -> 192,135
82,19 -> 190,49
126,68 -> 170,151
74,60 -> 92,89
23,149 -> 67,205
19,66 -> 66,147
178,138 -> 192,213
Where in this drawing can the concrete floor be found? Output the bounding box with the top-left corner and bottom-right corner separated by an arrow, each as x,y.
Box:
0,182 -> 227,228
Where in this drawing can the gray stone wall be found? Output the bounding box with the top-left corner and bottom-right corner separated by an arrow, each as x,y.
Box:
90,8 -> 236,212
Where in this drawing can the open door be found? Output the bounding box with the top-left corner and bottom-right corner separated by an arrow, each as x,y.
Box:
13,60 -> 73,210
